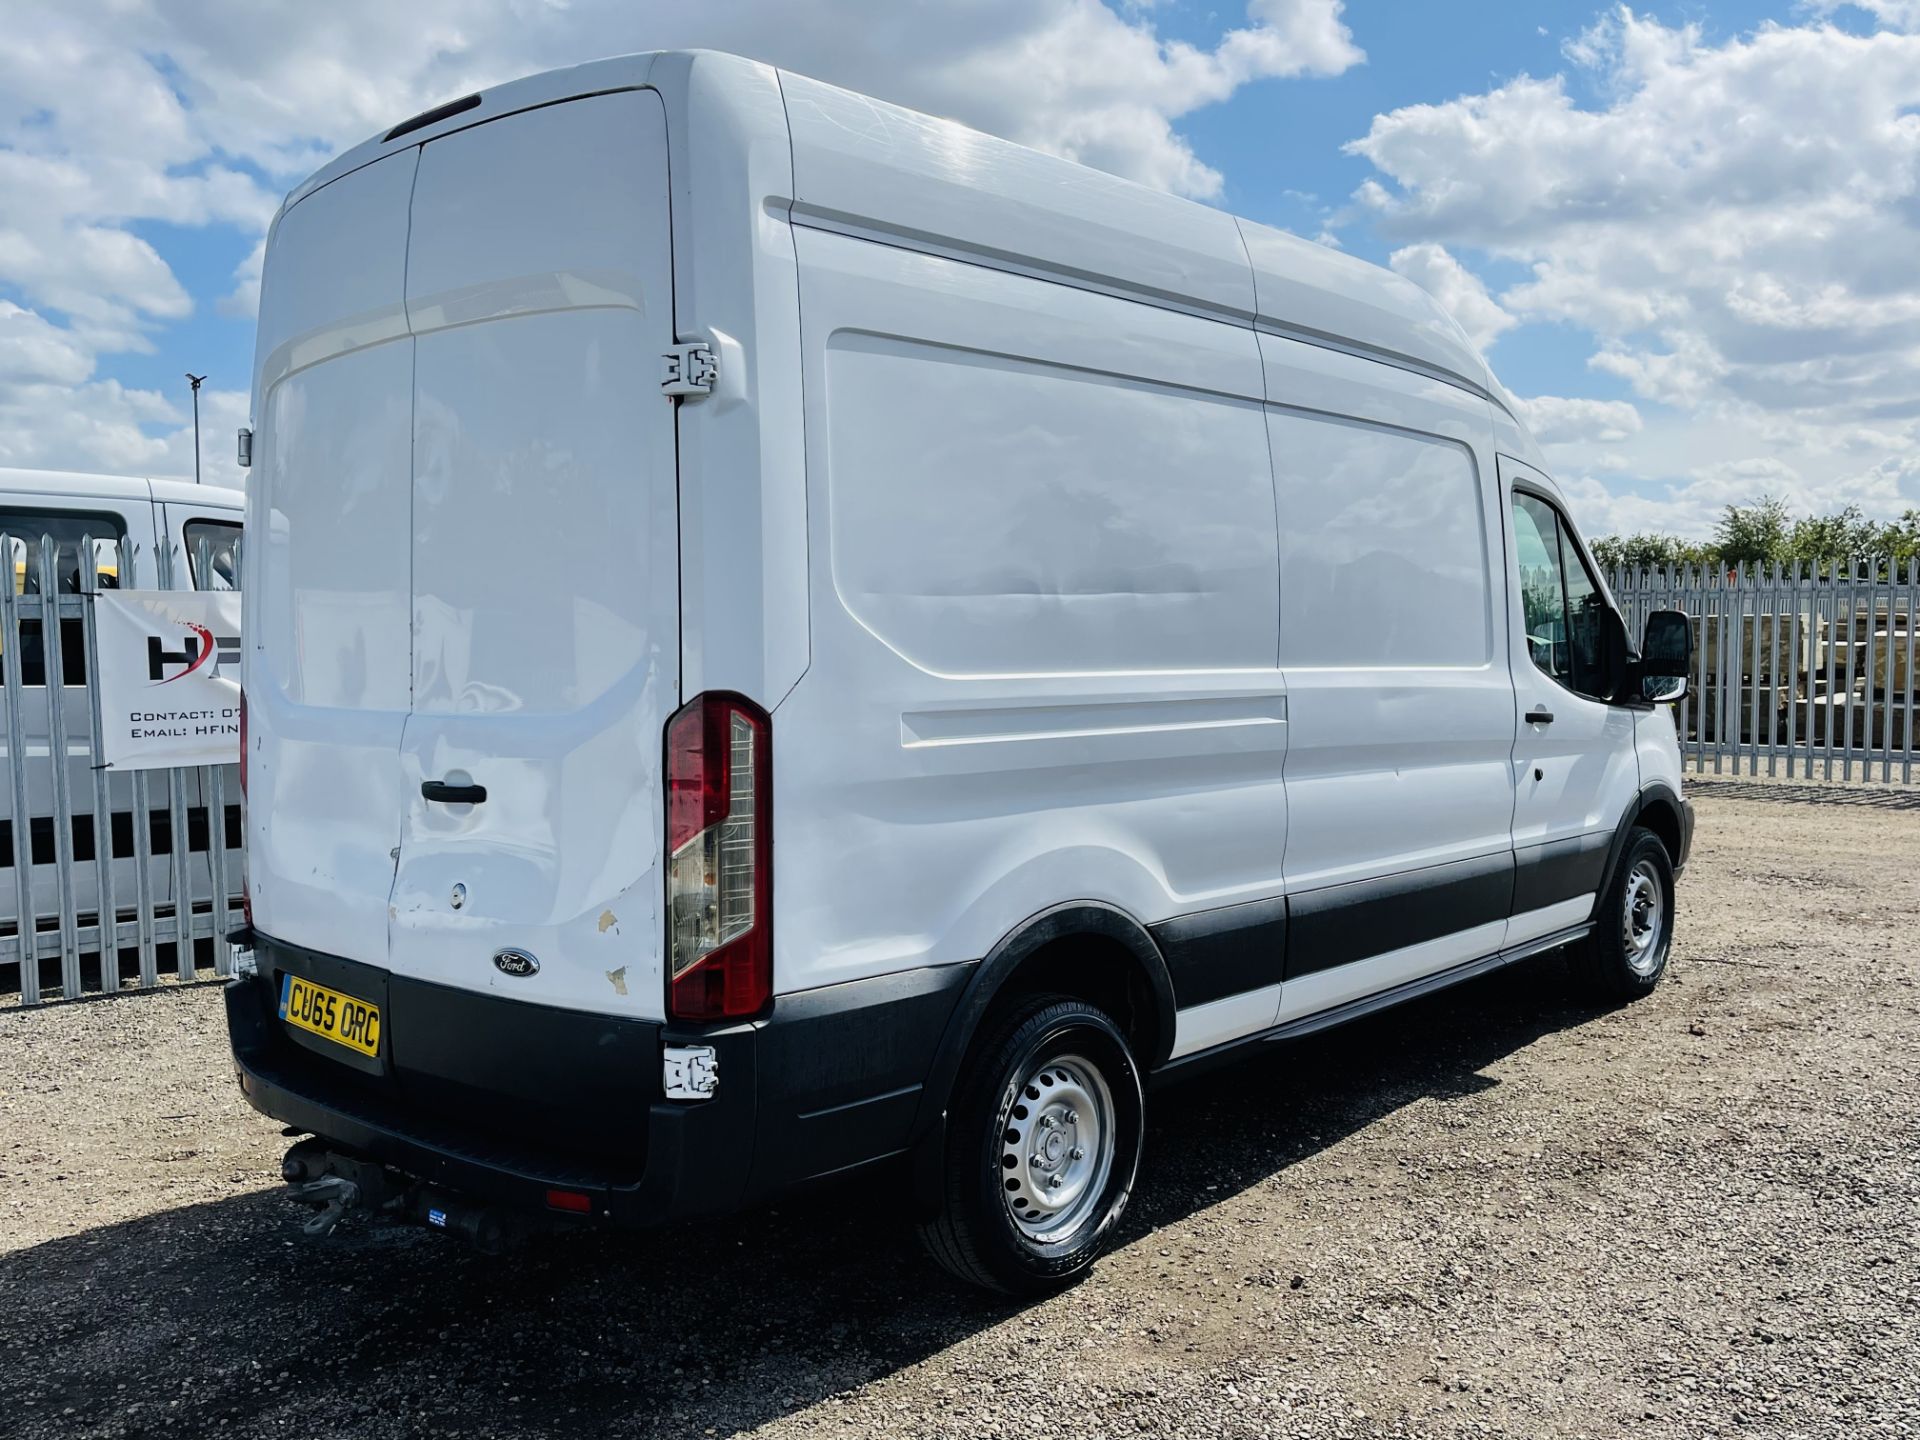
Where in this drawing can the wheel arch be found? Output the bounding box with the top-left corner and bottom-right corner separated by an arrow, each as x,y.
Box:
907,901 -> 1176,1215
1632,785 -> 1686,869
1592,781 -> 1685,922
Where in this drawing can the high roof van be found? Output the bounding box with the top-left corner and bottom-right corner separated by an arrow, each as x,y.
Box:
227,51 -> 1695,1293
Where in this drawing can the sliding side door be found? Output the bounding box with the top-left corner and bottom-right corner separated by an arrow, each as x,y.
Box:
1262,334 -> 1520,1022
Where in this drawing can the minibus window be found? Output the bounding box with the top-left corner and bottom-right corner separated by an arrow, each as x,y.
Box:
0,509 -> 127,686
184,519 -> 242,591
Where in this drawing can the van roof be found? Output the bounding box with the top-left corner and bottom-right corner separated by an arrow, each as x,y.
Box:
283,49 -> 1501,411
0,466 -> 244,511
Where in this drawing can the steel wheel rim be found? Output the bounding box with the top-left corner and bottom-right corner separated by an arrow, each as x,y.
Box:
997,1053 -> 1115,1245
1622,859 -> 1665,975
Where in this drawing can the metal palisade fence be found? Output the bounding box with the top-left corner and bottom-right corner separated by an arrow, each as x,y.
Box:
1611,558 -> 1919,784
1,528 -> 243,1006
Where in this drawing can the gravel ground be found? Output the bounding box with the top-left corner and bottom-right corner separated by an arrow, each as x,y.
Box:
2,779 -> 1917,1439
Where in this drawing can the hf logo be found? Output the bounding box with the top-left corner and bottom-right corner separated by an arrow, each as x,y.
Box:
147,621 -> 242,685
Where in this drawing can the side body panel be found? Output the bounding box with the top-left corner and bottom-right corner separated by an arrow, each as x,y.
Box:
651,53 -> 809,707
778,69 -> 1255,323
1636,705 -> 1684,804
1259,335 -> 1520,1024
1238,218 -> 1495,400
779,226 -> 1290,1043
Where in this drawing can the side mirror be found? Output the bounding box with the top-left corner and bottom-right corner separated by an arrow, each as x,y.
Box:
1640,609 -> 1692,677
1643,674 -> 1688,704
1620,609 -> 1692,706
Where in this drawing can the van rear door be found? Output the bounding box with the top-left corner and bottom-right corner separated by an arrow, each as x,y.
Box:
385,91 -> 680,1021
248,91 -> 680,1022
246,149 -> 419,968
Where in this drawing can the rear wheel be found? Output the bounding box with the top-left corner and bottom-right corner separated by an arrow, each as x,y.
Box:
917,994 -> 1143,1295
1575,827 -> 1675,1002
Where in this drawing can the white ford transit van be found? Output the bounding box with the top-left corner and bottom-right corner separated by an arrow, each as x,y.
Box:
228,51 -> 1695,1293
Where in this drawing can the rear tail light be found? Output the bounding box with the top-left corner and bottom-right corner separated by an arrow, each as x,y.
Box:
664,693 -> 771,1022
238,689 -> 248,798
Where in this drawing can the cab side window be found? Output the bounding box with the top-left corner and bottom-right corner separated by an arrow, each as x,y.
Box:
1511,491 -> 1610,701
1560,535 -> 1608,698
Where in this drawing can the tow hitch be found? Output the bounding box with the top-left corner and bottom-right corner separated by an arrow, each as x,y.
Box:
281,1137 -> 397,1237
279,1137 -> 514,1253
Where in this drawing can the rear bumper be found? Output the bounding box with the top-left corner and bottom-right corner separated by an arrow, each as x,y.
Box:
227,932 -> 969,1226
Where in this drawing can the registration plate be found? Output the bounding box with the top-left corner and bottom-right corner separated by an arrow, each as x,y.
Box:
279,973 -> 382,1058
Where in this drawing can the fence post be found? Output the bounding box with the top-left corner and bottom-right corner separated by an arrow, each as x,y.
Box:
196,526 -> 236,978
1,531 -> 39,1004
35,535 -> 84,998
129,536 -> 158,990
154,539 -> 194,979
1786,561 -> 1802,780
1765,560 -> 1780,777
80,536 -> 121,991
1879,558 -> 1896,785
1896,560 -> 1912,791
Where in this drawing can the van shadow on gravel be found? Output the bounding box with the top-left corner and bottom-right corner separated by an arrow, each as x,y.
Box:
0,954 -> 1606,1440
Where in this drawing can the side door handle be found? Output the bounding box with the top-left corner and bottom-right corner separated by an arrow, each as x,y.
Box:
421,780 -> 487,804
1525,707 -> 1555,725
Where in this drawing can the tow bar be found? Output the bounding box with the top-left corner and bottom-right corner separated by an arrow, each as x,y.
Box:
281,1137 -> 396,1236
279,1137 -> 513,1253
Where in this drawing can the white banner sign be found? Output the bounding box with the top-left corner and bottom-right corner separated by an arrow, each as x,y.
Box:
93,590 -> 244,771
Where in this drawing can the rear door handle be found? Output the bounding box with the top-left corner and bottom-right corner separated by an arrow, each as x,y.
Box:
1525,708 -> 1555,725
421,780 -> 487,804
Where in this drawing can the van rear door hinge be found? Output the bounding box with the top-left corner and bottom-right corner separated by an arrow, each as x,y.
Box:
661,341 -> 718,398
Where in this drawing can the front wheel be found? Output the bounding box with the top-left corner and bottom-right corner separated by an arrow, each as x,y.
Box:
917,994 -> 1144,1295
1575,827 -> 1676,1002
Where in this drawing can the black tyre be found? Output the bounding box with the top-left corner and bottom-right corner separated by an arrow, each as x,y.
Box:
917,994 -> 1144,1295
1575,827 -> 1675,1002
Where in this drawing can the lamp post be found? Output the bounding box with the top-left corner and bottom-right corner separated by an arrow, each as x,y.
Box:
185,373 -> 207,485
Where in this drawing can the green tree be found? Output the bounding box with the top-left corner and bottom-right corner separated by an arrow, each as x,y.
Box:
1592,502 -> 1920,578
1873,509 -> 1920,566
1786,505 -> 1881,568
1592,532 -> 1710,573
1712,496 -> 1790,569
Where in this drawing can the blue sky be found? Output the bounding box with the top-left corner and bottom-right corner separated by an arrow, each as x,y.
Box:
2,1 -> 1917,539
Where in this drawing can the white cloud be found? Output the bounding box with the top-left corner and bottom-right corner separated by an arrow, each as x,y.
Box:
1517,395 -> 1644,446
1387,242 -> 1515,351
1347,6 -> 1920,531
0,0 -> 1363,478
0,377 -> 178,474
0,302 -> 93,387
